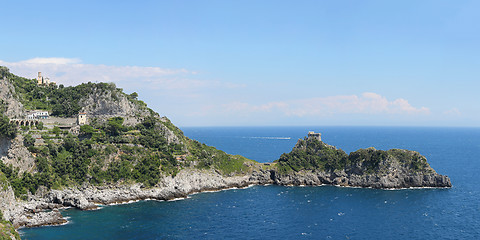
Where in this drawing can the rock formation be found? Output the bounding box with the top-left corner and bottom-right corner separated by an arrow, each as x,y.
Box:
0,76 -> 25,119
274,138 -> 452,189
0,67 -> 452,234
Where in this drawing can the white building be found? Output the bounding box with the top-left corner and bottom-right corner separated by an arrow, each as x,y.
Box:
34,111 -> 49,119
77,112 -> 87,125
26,111 -> 49,120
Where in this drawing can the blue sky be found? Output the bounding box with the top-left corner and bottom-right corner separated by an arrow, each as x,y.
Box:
1,1 -> 479,126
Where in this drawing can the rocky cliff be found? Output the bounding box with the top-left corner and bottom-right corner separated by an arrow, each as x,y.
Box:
3,167 -> 272,228
0,75 -> 25,119
0,136 -> 36,174
274,138 -> 451,189
0,67 -> 452,234
78,84 -> 150,126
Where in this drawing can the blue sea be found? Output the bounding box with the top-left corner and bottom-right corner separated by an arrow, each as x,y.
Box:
20,127 -> 480,239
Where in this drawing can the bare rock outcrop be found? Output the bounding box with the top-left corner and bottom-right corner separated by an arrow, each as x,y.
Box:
3,162 -> 451,229
0,135 -> 36,174
78,85 -> 150,126
0,77 -> 25,119
5,168 -> 265,228
274,139 -> 452,189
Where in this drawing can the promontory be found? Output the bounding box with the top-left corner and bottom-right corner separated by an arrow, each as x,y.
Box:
0,67 -> 451,239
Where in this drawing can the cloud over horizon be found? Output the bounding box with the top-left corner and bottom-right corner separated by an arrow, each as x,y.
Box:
221,92 -> 430,117
0,58 -> 435,126
0,58 -> 224,92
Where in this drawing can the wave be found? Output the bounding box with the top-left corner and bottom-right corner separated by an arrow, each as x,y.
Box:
244,137 -> 291,140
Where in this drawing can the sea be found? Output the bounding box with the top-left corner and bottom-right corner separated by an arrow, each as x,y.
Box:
20,126 -> 480,239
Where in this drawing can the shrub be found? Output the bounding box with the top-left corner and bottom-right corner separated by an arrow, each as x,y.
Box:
0,114 -> 16,139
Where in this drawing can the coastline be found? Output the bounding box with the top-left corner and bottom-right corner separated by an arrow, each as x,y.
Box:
5,166 -> 451,229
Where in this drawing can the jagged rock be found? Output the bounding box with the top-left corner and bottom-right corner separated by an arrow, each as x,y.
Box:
78,85 -> 150,126
0,68 -> 453,232
12,209 -> 67,228
273,139 -> 452,189
0,135 -> 36,174
0,76 -> 25,119
47,190 -> 97,210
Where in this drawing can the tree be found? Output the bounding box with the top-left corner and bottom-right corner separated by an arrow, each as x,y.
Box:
106,117 -> 124,136
23,134 -> 35,147
0,113 -> 16,139
0,66 -> 9,77
36,121 -> 44,130
130,92 -> 138,99
52,126 -> 61,135
80,124 -> 95,136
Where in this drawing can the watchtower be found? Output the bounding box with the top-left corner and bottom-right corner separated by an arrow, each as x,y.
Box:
77,112 -> 87,125
37,72 -> 43,85
307,131 -> 321,141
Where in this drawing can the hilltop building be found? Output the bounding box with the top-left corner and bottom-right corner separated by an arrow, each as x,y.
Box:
307,131 -> 321,141
77,112 -> 87,125
36,72 -> 55,85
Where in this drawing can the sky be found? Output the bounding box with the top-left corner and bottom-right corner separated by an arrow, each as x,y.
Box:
1,0 -> 479,127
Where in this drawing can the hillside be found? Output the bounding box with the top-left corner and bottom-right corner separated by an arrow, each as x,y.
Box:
0,67 -> 253,197
0,66 -> 451,236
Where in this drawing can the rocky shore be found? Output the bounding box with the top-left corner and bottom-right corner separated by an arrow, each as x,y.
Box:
2,166 -> 450,229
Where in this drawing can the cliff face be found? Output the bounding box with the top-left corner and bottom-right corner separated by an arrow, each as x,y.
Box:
0,77 -> 24,119
78,86 -> 150,126
0,67 -> 452,232
0,136 -> 36,174
5,167 -> 272,228
274,138 -> 452,189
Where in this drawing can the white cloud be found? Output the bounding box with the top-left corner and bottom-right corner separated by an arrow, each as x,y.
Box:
443,108 -> 461,116
0,58 -> 239,92
221,92 -> 430,117
19,57 -> 81,65
0,58 -> 433,125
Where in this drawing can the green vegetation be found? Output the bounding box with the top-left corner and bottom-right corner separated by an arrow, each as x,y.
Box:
0,67 -> 127,117
36,121 -> 44,130
0,207 -> 18,240
276,138 -> 431,174
0,114 -> 16,139
276,138 -> 348,173
0,114 -> 249,197
187,139 -> 248,175
0,67 -> 251,199
0,219 -> 20,240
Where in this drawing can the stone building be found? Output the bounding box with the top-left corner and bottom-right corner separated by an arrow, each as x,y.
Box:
77,112 -> 87,125
37,72 -> 49,85
36,72 -> 55,85
307,131 -> 321,141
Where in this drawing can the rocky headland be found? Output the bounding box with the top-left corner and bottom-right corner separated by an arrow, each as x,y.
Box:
2,144 -> 451,229
0,67 -> 451,237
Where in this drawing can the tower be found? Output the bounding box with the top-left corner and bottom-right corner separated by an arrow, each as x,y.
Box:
37,72 -> 43,85
77,112 -> 87,125
308,131 -> 322,141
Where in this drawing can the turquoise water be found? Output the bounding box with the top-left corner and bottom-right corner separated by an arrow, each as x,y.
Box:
20,127 -> 480,239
